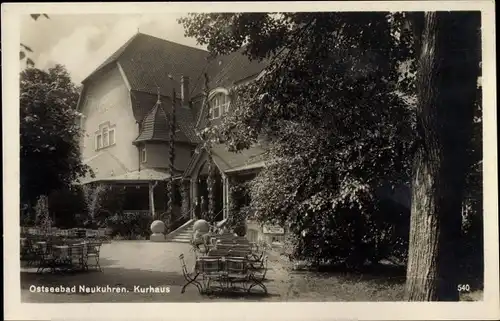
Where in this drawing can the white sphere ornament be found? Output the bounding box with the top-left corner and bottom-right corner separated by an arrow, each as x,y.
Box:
150,220 -> 166,234
193,219 -> 210,233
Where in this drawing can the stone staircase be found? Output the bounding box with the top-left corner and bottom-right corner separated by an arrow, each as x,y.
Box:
166,220 -> 194,243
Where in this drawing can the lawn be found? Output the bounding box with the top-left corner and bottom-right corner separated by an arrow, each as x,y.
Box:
20,241 -> 481,302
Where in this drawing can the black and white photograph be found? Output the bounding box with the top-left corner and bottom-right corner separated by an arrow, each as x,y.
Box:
3,2 -> 498,321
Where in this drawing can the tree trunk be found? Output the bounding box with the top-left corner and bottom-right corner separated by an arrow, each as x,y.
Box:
405,12 -> 481,301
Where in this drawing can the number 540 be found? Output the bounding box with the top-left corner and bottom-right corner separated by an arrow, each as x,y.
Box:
457,284 -> 471,292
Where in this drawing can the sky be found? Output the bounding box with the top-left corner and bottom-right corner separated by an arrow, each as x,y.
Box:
20,14 -> 207,84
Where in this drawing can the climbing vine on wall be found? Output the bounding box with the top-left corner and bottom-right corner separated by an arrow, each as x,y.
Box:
226,181 -> 250,230
167,88 -> 177,225
202,73 -> 217,224
181,179 -> 190,218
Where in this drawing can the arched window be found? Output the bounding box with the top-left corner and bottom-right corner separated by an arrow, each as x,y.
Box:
209,92 -> 230,120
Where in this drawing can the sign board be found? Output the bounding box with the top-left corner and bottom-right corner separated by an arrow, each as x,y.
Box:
263,225 -> 285,234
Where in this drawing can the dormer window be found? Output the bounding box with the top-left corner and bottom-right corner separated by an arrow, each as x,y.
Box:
209,93 -> 230,120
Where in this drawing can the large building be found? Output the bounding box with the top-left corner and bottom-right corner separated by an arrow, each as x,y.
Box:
78,32 -> 273,241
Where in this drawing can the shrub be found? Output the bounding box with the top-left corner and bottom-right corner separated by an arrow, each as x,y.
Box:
250,168 -> 411,269
227,182 -> 251,235
105,211 -> 151,239
47,186 -> 86,228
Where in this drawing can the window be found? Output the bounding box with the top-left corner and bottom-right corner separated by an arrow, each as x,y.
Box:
109,128 -> 115,145
141,146 -> 147,163
210,93 -> 230,120
95,134 -> 102,150
102,127 -> 109,147
94,122 -> 116,151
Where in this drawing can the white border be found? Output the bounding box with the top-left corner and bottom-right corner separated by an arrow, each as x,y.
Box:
2,2 -> 498,321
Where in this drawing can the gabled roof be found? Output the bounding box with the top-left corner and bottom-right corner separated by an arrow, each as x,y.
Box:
81,32 -> 271,175
82,33 -> 268,100
83,33 -> 211,98
184,143 -> 267,177
84,33 -> 141,82
207,47 -> 268,88
211,144 -> 267,172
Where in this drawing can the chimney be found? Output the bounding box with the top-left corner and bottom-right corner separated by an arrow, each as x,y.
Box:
181,76 -> 190,106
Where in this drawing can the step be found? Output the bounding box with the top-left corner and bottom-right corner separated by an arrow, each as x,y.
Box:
165,219 -> 195,242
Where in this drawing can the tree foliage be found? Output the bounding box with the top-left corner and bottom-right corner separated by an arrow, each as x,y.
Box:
20,64 -> 92,207
180,12 -> 416,265
180,12 -> 482,289
82,183 -> 107,227
34,195 -> 52,233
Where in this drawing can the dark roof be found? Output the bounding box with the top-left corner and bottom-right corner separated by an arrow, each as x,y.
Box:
83,33 -> 268,99
211,144 -> 266,172
134,99 -> 188,144
132,91 -> 199,145
183,143 -> 266,178
82,33 -> 270,170
194,49 -> 269,128
83,33 -> 211,98
206,47 -> 268,88
84,33 -> 140,82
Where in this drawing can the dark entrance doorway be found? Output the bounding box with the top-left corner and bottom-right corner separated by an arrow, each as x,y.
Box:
195,161 -> 224,222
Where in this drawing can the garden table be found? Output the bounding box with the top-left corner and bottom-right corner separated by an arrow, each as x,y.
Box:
53,245 -> 70,259
36,241 -> 47,253
50,243 -> 88,272
51,245 -> 72,271
20,238 -> 28,250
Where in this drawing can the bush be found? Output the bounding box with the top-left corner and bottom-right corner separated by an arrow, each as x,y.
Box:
250,170 -> 411,269
47,187 -> 86,228
104,212 -> 151,239
227,183 -> 251,235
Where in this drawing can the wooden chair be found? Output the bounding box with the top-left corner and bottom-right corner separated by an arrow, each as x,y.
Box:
34,246 -> 56,274
68,244 -> 87,271
215,243 -> 234,251
233,236 -> 250,244
228,249 -> 251,259
86,241 -> 102,271
225,257 -> 249,291
191,240 -> 210,257
234,238 -> 260,254
179,254 -> 202,294
215,234 -> 236,244
231,245 -> 252,254
197,257 -> 226,293
247,255 -> 269,294
208,248 -> 229,257
20,238 -> 38,266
